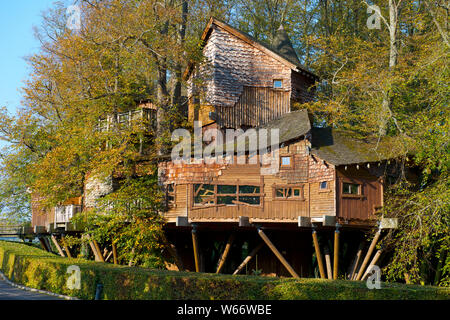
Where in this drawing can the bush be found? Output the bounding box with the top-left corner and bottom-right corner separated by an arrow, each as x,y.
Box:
1,240 -> 449,300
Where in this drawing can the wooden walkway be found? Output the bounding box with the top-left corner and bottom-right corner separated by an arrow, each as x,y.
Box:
0,225 -> 31,237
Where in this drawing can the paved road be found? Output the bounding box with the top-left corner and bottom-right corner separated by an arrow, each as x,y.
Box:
0,278 -> 62,300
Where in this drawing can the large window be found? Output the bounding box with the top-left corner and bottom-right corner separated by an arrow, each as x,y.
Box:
193,184 -> 262,207
273,185 -> 304,200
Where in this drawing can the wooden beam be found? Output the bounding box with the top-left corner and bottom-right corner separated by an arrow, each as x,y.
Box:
112,242 -> 118,265
50,235 -> 65,257
355,230 -> 382,281
39,237 -> 50,252
105,251 -> 113,263
92,239 -> 105,262
233,243 -> 264,275
333,228 -> 340,280
324,246 -> 333,280
61,235 -> 72,258
216,233 -> 235,274
192,227 -> 200,272
85,234 -> 101,262
258,228 -> 299,278
312,230 -> 326,279
349,241 -> 365,280
361,249 -> 383,281
161,233 -> 184,271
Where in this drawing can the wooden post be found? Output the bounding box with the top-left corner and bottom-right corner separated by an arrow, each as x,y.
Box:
192,226 -> 200,273
105,251 -> 113,262
324,246 -> 333,280
349,241 -> 365,280
233,243 -> 264,275
61,235 -> 72,258
51,235 -> 66,257
216,233 -> 235,274
93,239 -> 105,262
356,230 -> 382,281
361,249 -> 383,281
39,237 -> 50,252
112,241 -> 118,265
85,234 -> 101,262
258,228 -> 299,278
161,233 -> 184,271
333,226 -> 340,280
312,229 -> 326,279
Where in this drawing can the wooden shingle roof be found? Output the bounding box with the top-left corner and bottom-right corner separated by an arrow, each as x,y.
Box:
310,127 -> 404,166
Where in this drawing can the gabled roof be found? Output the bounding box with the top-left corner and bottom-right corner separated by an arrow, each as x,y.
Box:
184,17 -> 318,80
310,127 -> 405,166
272,25 -> 302,67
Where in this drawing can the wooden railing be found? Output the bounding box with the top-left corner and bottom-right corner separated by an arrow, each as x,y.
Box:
97,108 -> 157,132
54,205 -> 82,224
214,86 -> 290,128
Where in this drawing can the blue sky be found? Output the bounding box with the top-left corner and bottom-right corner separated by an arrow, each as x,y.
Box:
0,1 -> 57,114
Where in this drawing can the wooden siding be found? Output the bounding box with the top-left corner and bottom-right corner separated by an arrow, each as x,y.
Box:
336,167 -> 383,221
215,86 -> 290,128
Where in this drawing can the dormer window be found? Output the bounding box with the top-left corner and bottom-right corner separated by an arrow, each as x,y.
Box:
273,80 -> 283,89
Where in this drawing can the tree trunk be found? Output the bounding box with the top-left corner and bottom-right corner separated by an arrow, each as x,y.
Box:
379,0 -> 399,136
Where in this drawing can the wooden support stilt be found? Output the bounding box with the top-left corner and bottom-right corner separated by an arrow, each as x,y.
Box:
216,233 -> 235,274
355,230 -> 382,281
51,235 -> 66,257
93,239 -> 105,262
112,242 -> 118,265
361,249 -> 383,281
61,235 -> 72,258
258,228 -> 299,278
233,243 -> 264,275
333,226 -> 340,280
85,234 -> 100,261
349,241 -> 365,280
192,226 -> 200,272
44,237 -> 53,253
39,237 -> 50,252
161,233 -> 184,271
324,247 -> 333,280
105,251 -> 113,262
312,229 -> 326,279
128,247 -> 135,266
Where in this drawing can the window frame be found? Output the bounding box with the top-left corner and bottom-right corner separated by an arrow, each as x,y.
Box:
341,181 -> 365,199
191,182 -> 263,208
280,155 -> 293,169
165,183 -> 176,208
272,184 -> 305,201
273,79 -> 283,89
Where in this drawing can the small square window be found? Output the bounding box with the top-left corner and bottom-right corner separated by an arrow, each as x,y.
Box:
281,156 -> 291,167
273,80 -> 283,89
320,181 -> 328,189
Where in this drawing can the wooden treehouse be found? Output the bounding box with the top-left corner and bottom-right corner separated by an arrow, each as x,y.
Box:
31,17 -> 400,280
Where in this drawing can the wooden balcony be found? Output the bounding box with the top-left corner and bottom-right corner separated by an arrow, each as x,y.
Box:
97,108 -> 156,132
54,205 -> 82,224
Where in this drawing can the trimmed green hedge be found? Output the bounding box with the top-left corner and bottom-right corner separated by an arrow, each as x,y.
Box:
1,240 -> 449,300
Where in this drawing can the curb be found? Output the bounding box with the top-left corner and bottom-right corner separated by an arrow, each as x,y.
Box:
0,271 -> 79,300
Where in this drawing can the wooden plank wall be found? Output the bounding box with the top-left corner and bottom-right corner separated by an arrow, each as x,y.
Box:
215,86 -> 290,128
336,167 -> 382,221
